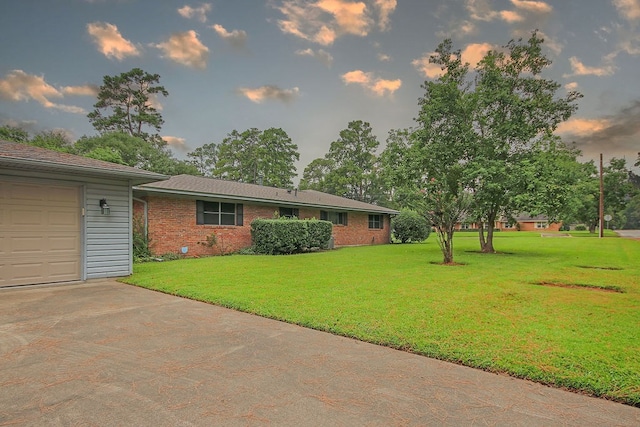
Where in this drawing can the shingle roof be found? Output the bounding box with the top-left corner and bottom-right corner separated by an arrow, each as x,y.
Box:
136,174 -> 399,214
0,140 -> 168,184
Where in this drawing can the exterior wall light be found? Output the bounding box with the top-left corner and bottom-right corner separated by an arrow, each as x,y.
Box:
99,198 -> 110,215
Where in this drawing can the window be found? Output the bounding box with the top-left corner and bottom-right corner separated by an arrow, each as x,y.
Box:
368,214 -> 383,229
460,223 -> 470,230
503,222 -> 515,229
279,207 -> 299,218
196,201 -> 243,226
320,210 -> 348,225
535,221 -> 547,229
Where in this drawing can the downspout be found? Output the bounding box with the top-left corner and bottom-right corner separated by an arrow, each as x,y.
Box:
133,197 -> 148,239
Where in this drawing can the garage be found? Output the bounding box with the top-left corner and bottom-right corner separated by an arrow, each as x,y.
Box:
0,179 -> 82,287
0,141 -> 167,287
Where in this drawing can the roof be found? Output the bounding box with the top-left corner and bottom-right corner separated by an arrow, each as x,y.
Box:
0,141 -> 168,184
135,174 -> 399,215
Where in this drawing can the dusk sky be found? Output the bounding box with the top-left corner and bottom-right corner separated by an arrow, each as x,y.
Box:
1,0 -> 639,177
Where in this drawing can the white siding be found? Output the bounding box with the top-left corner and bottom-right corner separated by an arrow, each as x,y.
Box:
85,181 -> 131,279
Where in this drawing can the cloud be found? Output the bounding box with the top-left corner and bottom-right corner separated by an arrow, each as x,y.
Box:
377,52 -> 391,62
177,3 -> 212,23
86,22 -> 140,60
273,0 -> 394,45
341,70 -> 401,96
236,85 -> 300,103
461,42 -> 493,67
613,0 -> 640,21
564,81 -> 579,91
510,0 -> 552,14
564,57 -> 615,77
374,0 -> 397,30
556,102 -> 640,160
295,48 -> 334,66
412,54 -> 445,79
0,70 -> 86,114
62,84 -> 99,97
412,42 -> 494,79
211,24 -> 248,48
155,31 -> 209,69
162,135 -> 189,151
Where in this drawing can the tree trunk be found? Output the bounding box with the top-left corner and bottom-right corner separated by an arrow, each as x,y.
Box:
482,223 -> 495,253
478,222 -> 486,249
442,229 -> 454,264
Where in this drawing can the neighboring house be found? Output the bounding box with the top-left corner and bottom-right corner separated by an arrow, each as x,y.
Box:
455,214 -> 561,232
133,174 -> 399,257
499,214 -> 562,232
0,141 -> 167,287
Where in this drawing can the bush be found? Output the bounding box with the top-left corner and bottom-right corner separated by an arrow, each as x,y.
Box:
392,210 -> 430,243
251,218 -> 333,255
575,224 -> 587,231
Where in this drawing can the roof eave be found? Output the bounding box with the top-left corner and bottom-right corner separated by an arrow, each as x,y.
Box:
133,186 -> 399,215
0,157 -> 169,185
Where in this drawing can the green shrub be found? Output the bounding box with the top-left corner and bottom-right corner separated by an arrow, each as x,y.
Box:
251,218 -> 333,254
392,210 -> 430,243
133,216 -> 151,260
306,219 -> 333,248
575,224 -> 587,231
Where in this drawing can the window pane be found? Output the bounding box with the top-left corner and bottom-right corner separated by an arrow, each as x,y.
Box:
220,213 -> 235,225
203,201 -> 218,213
221,203 -> 235,214
203,213 -> 219,225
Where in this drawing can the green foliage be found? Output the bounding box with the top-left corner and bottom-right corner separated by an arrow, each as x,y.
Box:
75,132 -> 199,175
251,218 -> 332,254
0,125 -> 29,143
392,210 -> 431,243
132,216 -> 151,261
301,120 -> 383,203
207,127 -> 299,187
574,225 -> 587,231
88,68 -> 168,142
126,234 -> 640,406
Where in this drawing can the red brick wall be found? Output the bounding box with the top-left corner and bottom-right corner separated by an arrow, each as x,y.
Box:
331,213 -> 391,246
508,221 -> 562,232
134,196 -> 392,257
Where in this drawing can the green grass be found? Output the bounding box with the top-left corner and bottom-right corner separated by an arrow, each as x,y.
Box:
122,231 -> 640,406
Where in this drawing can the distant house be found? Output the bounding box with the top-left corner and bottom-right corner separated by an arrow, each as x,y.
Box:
133,175 -> 399,257
499,214 -> 562,232
455,214 -> 562,232
0,141 -> 167,287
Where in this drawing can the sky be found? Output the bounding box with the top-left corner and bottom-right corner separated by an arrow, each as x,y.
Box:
1,0 -> 639,179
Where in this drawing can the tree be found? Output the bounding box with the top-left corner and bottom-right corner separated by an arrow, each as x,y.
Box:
414,40 -> 474,263
565,158 -> 634,232
75,132 -> 199,175
187,142 -> 218,176
469,32 -> 582,252
0,125 -> 29,143
88,68 -> 168,143
301,120 -> 382,203
212,128 -> 299,187
299,158 -> 335,192
378,129 -> 423,209
392,210 -> 430,243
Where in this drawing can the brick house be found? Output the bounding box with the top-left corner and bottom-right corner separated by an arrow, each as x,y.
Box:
133,174 -> 399,257
456,214 -> 561,232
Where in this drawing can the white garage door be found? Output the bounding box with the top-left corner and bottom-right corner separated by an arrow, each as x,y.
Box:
0,179 -> 81,287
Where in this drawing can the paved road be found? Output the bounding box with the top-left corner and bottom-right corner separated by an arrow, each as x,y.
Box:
616,229 -> 640,239
1,280 -> 638,426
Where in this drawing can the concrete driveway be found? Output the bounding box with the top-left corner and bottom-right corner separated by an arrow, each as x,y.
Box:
1,280 -> 638,426
617,229 -> 640,239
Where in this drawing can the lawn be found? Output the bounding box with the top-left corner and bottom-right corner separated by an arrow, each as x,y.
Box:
122,231 -> 640,406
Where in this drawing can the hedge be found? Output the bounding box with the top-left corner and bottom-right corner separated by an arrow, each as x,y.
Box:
251,218 -> 333,254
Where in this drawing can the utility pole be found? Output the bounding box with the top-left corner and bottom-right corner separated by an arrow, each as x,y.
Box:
599,153 -> 604,239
